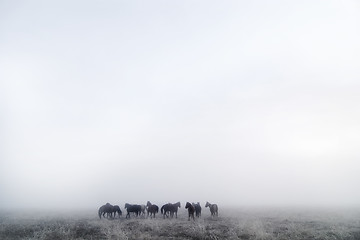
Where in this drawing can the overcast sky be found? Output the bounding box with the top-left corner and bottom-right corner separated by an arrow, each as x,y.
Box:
1,0 -> 360,210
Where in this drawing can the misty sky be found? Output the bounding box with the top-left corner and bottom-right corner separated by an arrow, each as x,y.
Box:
1,0 -> 360,210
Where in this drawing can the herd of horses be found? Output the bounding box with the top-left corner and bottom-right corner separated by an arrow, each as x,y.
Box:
98,201 -> 218,221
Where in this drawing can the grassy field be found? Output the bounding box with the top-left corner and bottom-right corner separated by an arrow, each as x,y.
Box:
0,207 -> 359,239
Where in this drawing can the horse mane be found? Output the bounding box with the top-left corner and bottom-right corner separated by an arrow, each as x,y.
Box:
185,202 -> 193,208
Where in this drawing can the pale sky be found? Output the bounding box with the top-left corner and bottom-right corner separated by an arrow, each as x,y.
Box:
1,0 -> 360,209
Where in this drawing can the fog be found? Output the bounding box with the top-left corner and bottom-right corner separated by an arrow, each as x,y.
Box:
1,0 -> 360,210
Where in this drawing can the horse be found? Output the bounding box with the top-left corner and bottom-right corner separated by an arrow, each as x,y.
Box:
111,205 -> 122,218
146,201 -> 159,219
185,202 -> 195,221
192,202 -> 202,218
140,204 -> 146,216
98,203 -> 113,219
161,202 -> 181,218
124,203 -> 142,218
205,201 -> 218,217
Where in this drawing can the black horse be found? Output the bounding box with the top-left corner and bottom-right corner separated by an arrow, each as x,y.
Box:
205,201 -> 218,217
192,202 -> 202,218
98,203 -> 113,219
111,205 -> 122,218
125,203 -> 142,218
146,201 -> 159,219
185,202 -> 195,221
161,202 -> 181,219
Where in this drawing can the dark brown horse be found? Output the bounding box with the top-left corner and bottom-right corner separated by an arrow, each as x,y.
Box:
146,201 -> 159,218
98,203 -> 122,219
98,203 -> 113,219
192,202 -> 202,218
124,203 -> 142,218
205,201 -> 218,217
185,202 -> 195,221
111,205 -> 122,218
160,202 -> 181,218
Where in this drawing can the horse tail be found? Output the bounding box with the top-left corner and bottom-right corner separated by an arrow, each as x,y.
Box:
161,206 -> 164,214
98,208 -> 102,219
156,206 -> 159,213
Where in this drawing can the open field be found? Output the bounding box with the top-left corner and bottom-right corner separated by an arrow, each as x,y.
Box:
1,208 -> 359,240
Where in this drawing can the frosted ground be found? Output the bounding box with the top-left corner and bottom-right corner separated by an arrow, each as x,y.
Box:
1,207 -> 359,239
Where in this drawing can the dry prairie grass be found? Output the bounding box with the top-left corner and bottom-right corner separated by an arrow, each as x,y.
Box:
0,208 -> 359,239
